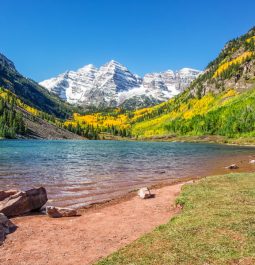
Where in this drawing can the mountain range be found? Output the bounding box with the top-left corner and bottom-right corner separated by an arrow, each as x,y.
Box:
0,26 -> 254,141
40,60 -> 201,109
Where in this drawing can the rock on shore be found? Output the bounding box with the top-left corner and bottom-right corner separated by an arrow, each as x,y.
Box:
46,206 -> 78,218
138,187 -> 152,199
0,187 -> 48,217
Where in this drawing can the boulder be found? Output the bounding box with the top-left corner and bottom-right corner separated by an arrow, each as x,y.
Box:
249,160 -> 255,164
138,187 -> 152,199
0,213 -> 16,233
0,187 -> 47,217
225,164 -> 239,169
0,190 -> 19,201
46,206 -> 78,218
0,213 -> 16,245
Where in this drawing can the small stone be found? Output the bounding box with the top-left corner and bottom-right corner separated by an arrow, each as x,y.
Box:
225,164 -> 239,169
137,187 -> 151,199
46,206 -> 78,218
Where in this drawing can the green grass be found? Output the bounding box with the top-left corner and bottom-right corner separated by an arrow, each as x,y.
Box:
96,173 -> 255,265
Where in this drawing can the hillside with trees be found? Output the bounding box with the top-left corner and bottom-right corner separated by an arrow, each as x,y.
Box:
0,53 -> 73,119
129,27 -> 255,143
0,87 -> 84,139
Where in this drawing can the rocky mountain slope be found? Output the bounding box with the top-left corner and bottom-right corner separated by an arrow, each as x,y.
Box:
189,27 -> 255,98
19,107 -> 84,139
0,53 -> 72,119
0,53 -> 85,139
40,60 -> 201,109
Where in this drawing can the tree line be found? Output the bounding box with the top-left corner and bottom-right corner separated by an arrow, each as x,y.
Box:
0,97 -> 26,138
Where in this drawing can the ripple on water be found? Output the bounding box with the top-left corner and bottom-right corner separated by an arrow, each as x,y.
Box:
0,140 -> 255,207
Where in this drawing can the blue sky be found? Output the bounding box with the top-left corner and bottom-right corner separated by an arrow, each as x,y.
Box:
1,0 -> 255,81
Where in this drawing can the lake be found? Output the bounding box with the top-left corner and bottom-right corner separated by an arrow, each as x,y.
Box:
0,140 -> 255,208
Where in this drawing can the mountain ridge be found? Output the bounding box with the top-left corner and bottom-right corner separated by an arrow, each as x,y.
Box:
0,53 -> 73,119
40,60 -> 201,109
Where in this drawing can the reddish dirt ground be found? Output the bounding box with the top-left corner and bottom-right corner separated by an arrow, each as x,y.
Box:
0,182 -> 187,265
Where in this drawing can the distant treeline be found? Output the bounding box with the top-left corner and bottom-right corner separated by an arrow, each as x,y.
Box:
64,123 -> 131,140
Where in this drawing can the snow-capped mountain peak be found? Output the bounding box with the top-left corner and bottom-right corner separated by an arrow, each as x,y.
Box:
105,59 -> 123,67
178,67 -> 201,76
40,61 -> 201,109
77,64 -> 96,72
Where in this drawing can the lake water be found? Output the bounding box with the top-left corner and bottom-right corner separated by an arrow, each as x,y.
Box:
0,140 -> 255,208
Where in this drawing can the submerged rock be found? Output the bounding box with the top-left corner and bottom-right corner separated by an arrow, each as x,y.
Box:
0,213 -> 16,245
46,206 -> 78,218
138,187 -> 152,199
225,164 -> 239,169
0,187 -> 48,217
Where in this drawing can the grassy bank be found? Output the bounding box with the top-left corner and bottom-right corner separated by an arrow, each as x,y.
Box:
96,173 -> 255,265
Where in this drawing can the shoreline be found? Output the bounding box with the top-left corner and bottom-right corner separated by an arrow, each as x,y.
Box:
96,172 -> 255,265
136,135 -> 255,147
71,161 -> 254,212
77,176 -> 198,214
54,155 -> 255,210
0,180 -> 189,265
1,167 -> 255,265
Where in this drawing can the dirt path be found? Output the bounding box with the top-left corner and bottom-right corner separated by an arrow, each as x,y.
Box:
0,182 -> 187,265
